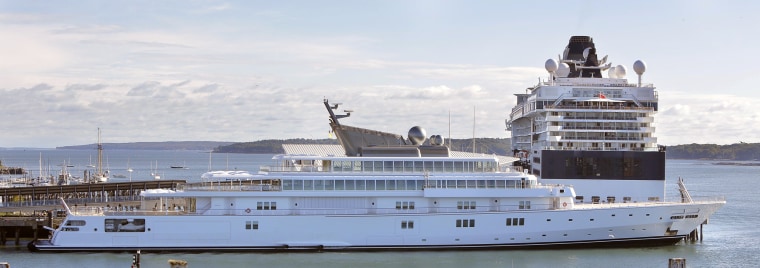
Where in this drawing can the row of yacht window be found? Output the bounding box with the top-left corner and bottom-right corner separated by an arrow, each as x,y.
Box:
292,160 -> 501,173
278,178 -> 536,191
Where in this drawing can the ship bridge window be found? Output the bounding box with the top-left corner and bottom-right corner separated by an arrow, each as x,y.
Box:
375,180 -> 386,190
373,161 -> 383,172
444,161 -> 454,172
325,180 -> 335,190
519,201 -> 531,210
303,180 -> 313,190
386,180 -> 396,190
65,220 -> 86,226
104,219 -> 145,232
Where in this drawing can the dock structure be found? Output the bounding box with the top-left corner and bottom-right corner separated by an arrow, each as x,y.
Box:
1,180 -> 185,208
0,180 -> 185,245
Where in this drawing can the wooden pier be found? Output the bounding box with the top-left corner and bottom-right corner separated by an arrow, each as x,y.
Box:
0,180 -> 185,245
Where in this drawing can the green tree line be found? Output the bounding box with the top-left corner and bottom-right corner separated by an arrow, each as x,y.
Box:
666,143 -> 760,160
214,138 -> 514,155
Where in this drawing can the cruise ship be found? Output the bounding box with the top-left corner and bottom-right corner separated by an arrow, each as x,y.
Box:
29,98 -> 723,252
507,36 -> 666,203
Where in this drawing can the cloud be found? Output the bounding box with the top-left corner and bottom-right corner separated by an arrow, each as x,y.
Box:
127,81 -> 161,97
65,83 -> 107,92
657,91 -> 760,145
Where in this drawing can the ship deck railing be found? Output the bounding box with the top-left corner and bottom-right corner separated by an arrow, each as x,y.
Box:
559,126 -> 641,131
540,146 -> 660,152
560,136 -> 650,141
545,104 -> 653,111
62,196 -> 724,217
572,196 -> 726,210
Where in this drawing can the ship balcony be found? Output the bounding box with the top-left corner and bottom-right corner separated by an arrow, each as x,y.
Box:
549,136 -> 656,143
545,115 -> 561,121
640,127 -> 656,133
636,117 -> 654,123
551,126 -> 652,132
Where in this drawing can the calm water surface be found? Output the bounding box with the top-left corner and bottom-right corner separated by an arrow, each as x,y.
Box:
0,149 -> 757,267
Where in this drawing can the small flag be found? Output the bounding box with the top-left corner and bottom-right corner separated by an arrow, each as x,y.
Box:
598,92 -> 606,99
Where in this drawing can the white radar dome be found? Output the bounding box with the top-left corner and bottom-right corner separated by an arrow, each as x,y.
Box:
545,59 -> 558,73
633,60 -> 647,75
607,66 -> 618,79
557,63 -> 570,77
615,64 -> 627,78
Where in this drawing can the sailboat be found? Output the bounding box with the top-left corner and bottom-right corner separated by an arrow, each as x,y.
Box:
86,155 -> 95,168
150,161 -> 161,180
127,158 -> 134,182
90,128 -> 109,183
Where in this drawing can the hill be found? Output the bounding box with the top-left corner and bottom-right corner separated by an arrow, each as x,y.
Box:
665,143 -> 760,160
213,138 -> 513,155
57,141 -> 236,151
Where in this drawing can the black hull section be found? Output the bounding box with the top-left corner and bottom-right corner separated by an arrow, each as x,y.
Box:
539,150 -> 665,181
29,236 -> 684,253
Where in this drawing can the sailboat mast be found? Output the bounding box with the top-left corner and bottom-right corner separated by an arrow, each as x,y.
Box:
97,128 -> 103,176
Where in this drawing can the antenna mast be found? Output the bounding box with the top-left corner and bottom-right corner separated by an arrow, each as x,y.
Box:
472,106 -> 476,153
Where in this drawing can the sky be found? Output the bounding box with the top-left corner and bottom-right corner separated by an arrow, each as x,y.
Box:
1,0 -> 758,148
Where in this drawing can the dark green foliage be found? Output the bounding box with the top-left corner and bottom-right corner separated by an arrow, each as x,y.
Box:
57,141 -> 235,151
213,138 -> 514,155
214,139 -> 339,154
666,143 -> 760,160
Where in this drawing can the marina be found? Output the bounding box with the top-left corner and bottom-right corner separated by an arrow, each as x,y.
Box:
25,96 -> 723,252
0,158 -> 753,267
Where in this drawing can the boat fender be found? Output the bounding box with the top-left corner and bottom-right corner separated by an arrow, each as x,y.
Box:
562,202 -> 567,208
245,208 -> 251,213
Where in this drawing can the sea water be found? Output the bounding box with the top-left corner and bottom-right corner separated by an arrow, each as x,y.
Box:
1,149 -> 757,267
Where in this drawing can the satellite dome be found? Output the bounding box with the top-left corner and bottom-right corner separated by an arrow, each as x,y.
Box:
408,126 -> 427,145
545,59 -> 558,73
557,63 -> 570,77
430,135 -> 445,146
607,66 -> 618,79
615,64 -> 627,78
633,60 -> 647,75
